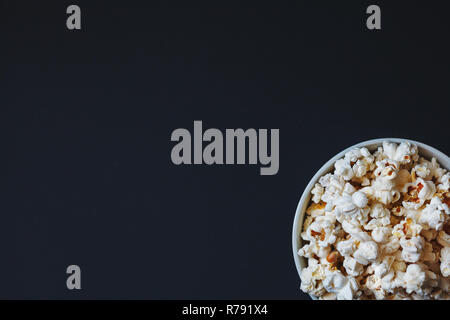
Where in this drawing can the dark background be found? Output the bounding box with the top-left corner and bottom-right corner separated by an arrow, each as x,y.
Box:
0,1 -> 449,299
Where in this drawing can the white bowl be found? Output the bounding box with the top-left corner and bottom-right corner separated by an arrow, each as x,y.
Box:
292,138 -> 450,300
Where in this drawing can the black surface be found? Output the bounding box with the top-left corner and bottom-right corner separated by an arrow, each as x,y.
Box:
1,1 -> 449,299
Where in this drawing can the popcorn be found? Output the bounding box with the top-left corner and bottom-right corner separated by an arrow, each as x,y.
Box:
400,236 -> 425,263
365,275 -> 385,299
419,197 -> 450,231
372,255 -> 395,278
437,230 -> 450,247
380,236 -> 401,255
414,160 -> 433,179
334,158 -> 354,181
364,203 -> 391,230
362,177 -> 400,205
322,269 -> 359,300
399,264 -> 426,294
343,256 -> 364,277
374,159 -> 399,180
392,218 -> 423,239
402,178 -> 436,209
300,260 -> 327,297
414,157 -> 446,181
372,226 -> 391,243
404,178 -> 436,200
298,141 -> 449,299
302,215 -> 337,247
311,183 -> 324,204
382,141 -> 418,165
319,174 -> 345,203
332,192 -> 370,225
336,148 -> 375,180
438,173 -> 450,192
352,191 -> 369,208
336,238 -> 357,257
353,240 -> 379,265
306,202 -> 326,217
441,247 -> 450,277
298,242 -> 330,260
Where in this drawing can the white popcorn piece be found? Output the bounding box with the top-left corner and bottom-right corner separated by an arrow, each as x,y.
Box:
414,157 -> 447,181
380,236 -> 401,255
417,179 -> 436,200
365,275 -> 386,300
311,183 -> 324,204
372,255 -> 395,278
402,199 -> 425,210
364,203 -> 391,231
372,226 -> 391,243
400,264 -> 426,294
366,178 -> 400,205
419,197 -> 450,231
380,270 -> 397,293
298,242 -> 330,260
342,148 -> 375,179
318,173 -> 334,187
341,220 -> 372,242
402,178 -> 436,209
438,173 -> 450,192
306,201 -> 326,217
300,260 -> 327,296
343,182 -> 357,195
322,269 -> 360,300
344,148 -> 367,163
353,240 -> 379,265
400,236 -> 425,263
352,190 -> 369,208
336,238 -> 357,257
343,256 -> 364,277
392,218 -> 423,239
333,192 -> 370,226
382,141 -> 418,165
301,215 -> 337,247
319,174 -> 346,203
353,159 -> 369,178
414,160 -> 433,179
374,159 -> 400,180
441,247 -> 450,277
334,158 -> 354,181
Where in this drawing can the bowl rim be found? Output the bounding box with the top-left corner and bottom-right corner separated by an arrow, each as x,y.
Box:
291,138 -> 450,299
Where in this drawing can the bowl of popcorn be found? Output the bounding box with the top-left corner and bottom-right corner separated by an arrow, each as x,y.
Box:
292,138 -> 450,300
